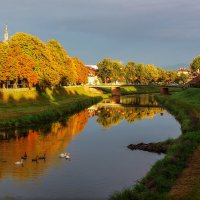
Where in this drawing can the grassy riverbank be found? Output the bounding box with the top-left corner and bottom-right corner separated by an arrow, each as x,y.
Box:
95,86 -> 183,95
0,86 -> 102,129
110,88 -> 200,200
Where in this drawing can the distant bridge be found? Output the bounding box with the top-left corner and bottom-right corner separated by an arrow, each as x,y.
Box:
87,84 -> 182,95
88,84 -> 182,88
96,103 -> 161,108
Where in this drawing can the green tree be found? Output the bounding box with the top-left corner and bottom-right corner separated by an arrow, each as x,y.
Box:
124,62 -> 137,84
176,73 -> 189,84
134,64 -> 146,84
165,71 -> 178,84
157,67 -> 168,84
97,58 -> 113,83
145,64 -> 159,84
110,60 -> 124,84
190,56 -> 200,74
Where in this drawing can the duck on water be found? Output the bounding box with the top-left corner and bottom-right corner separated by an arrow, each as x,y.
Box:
59,153 -> 70,159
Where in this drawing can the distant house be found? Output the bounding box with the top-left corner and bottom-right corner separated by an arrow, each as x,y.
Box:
177,68 -> 190,75
85,65 -> 100,85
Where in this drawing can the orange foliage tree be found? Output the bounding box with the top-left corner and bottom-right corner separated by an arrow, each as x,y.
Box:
0,32 -> 89,88
2,44 -> 38,88
9,33 -> 60,87
72,57 -> 88,85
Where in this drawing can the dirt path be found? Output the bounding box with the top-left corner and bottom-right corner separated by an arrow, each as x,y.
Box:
170,145 -> 200,200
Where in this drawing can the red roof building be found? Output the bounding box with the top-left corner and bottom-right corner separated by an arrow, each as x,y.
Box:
188,74 -> 200,85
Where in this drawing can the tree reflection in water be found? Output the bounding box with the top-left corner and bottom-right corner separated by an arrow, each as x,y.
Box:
0,110 -> 89,180
0,94 -> 164,180
96,94 -> 164,128
96,107 -> 164,128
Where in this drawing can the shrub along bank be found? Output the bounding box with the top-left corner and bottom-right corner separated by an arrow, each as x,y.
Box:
110,88 -> 200,200
0,86 -> 102,129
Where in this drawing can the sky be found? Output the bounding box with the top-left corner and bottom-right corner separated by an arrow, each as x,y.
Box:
0,0 -> 200,68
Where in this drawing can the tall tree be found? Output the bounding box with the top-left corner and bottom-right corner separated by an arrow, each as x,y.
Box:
2,45 -> 38,88
145,64 -> 159,84
190,56 -> 200,74
9,32 -> 60,87
47,40 -> 71,85
111,60 -> 124,84
72,57 -> 88,85
124,62 -> 137,84
97,58 -> 113,83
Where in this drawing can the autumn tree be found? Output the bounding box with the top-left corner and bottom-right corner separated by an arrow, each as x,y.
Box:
124,62 -> 137,84
47,39 -> 73,85
1,44 -> 38,88
134,64 -> 146,84
9,32 -> 60,87
0,42 -> 9,87
165,71 -> 178,84
0,32 -> 89,88
65,57 -> 78,85
72,57 -> 88,85
144,64 -> 159,84
157,67 -> 168,84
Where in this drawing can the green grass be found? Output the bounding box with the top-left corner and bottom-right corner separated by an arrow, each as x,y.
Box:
0,86 -> 102,129
109,88 -> 200,200
169,88 -> 200,108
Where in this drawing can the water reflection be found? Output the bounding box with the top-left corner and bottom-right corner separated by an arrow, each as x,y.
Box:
0,110 -> 89,180
0,95 -> 166,180
121,94 -> 159,107
0,94 -> 180,199
93,94 -> 164,128
96,107 -> 164,128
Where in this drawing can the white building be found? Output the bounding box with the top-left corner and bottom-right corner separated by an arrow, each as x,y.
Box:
85,65 -> 100,85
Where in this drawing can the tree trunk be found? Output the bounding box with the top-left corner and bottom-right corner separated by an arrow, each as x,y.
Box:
13,78 -> 18,88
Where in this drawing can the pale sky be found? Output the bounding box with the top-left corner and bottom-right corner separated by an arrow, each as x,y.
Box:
1,0 -> 200,68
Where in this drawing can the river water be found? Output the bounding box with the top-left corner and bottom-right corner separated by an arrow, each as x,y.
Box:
0,94 -> 181,200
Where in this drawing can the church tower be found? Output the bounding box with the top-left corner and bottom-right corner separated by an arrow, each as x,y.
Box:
3,24 -> 9,43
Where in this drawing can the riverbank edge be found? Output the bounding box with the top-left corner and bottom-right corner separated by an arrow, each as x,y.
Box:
110,88 -> 200,200
0,95 -> 102,130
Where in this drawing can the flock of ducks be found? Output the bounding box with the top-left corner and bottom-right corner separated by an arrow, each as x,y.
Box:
14,152 -> 71,165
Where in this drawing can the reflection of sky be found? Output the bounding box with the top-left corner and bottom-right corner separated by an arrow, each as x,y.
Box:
1,0 -> 200,66
0,107 -> 181,199
93,112 -> 181,144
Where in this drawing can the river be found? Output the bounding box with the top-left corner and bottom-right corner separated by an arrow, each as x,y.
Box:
0,94 -> 181,200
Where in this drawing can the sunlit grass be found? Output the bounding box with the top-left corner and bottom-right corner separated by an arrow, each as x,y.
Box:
0,87 -> 102,127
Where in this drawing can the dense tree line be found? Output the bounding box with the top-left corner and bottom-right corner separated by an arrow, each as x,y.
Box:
0,32 -> 88,88
97,58 -> 189,85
